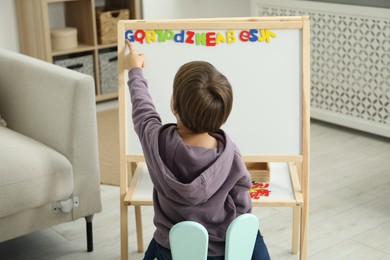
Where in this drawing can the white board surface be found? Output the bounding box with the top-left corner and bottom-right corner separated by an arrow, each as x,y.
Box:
124,26 -> 303,155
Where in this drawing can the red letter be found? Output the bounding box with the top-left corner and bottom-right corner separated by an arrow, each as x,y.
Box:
134,30 -> 145,44
239,30 -> 250,42
206,32 -> 216,46
186,31 -> 195,44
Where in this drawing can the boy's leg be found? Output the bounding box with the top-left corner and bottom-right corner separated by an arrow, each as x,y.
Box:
143,238 -> 158,260
207,256 -> 224,260
156,243 -> 173,260
144,238 -> 172,260
251,230 -> 271,260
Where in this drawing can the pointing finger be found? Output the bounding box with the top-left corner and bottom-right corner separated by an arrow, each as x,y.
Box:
125,40 -> 136,54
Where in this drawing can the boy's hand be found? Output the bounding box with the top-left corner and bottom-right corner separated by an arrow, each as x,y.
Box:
125,40 -> 144,70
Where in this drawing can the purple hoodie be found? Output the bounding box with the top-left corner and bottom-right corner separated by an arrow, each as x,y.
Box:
128,68 -> 252,256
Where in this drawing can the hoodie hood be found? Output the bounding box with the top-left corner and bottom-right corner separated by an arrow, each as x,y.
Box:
153,125 -> 237,205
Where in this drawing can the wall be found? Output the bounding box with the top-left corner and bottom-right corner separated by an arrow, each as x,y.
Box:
0,0 -> 20,52
306,0 -> 390,8
142,0 -> 250,19
252,0 -> 390,138
2,0 -> 389,53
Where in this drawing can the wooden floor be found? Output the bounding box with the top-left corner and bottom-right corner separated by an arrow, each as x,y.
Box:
1,120 -> 389,260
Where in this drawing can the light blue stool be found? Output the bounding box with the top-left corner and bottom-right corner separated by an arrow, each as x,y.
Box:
169,213 -> 259,260
169,221 -> 209,260
225,213 -> 259,260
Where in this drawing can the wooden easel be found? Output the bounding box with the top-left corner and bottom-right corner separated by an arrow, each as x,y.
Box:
117,16 -> 310,260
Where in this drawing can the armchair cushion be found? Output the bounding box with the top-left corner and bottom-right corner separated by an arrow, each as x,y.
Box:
0,127 -> 73,218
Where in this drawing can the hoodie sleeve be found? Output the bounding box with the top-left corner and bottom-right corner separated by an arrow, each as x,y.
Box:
230,154 -> 253,215
127,68 -> 162,141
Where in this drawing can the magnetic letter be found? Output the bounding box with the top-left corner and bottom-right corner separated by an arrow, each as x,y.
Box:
186,31 -> 195,44
216,32 -> 226,44
163,30 -> 175,41
249,29 -> 258,42
145,30 -> 157,43
134,30 -> 145,44
195,33 -> 207,46
239,30 -> 250,42
226,30 -> 236,43
155,30 -> 164,42
258,29 -> 277,43
174,30 -> 185,43
265,30 -> 277,43
206,32 -> 216,46
125,30 -> 134,42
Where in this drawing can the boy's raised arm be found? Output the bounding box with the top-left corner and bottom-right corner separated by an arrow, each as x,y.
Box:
125,40 -> 144,70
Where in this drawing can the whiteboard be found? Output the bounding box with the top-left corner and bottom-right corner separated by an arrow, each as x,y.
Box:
119,18 -> 308,157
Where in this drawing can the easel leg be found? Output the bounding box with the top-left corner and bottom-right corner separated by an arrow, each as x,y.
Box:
299,204 -> 308,260
292,206 -> 300,255
135,205 -> 144,252
120,203 -> 129,260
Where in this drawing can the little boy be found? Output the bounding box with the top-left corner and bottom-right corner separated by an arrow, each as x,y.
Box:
124,40 -> 270,260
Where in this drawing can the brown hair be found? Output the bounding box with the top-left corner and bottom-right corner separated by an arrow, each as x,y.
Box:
172,61 -> 233,133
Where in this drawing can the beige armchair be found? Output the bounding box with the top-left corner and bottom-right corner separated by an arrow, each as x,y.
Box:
0,48 -> 102,252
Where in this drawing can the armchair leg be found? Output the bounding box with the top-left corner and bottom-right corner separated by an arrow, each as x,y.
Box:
85,215 -> 94,252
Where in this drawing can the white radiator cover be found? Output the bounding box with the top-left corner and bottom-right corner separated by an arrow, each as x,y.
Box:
251,0 -> 390,138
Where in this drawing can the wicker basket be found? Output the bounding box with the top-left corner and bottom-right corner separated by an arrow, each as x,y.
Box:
54,52 -> 95,79
96,7 -> 129,44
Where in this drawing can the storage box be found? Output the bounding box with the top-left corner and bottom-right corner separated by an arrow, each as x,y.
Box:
96,7 -> 129,44
54,52 -> 95,79
246,162 -> 270,183
99,48 -> 117,94
50,27 -> 78,51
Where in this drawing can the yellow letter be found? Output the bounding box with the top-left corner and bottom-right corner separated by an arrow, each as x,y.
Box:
226,30 -> 236,43
145,30 -> 157,43
216,32 -> 226,44
258,29 -> 277,43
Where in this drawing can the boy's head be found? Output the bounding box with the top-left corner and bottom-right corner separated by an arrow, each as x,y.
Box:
172,61 -> 233,133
